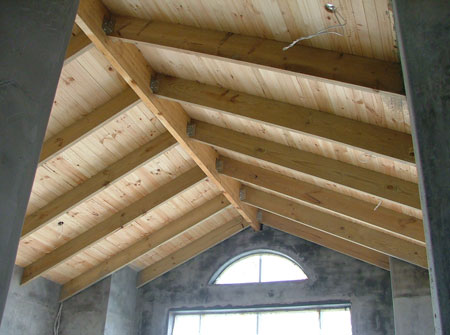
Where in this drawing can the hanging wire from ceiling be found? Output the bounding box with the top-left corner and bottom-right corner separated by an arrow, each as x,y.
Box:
283,3 -> 347,51
53,302 -> 63,335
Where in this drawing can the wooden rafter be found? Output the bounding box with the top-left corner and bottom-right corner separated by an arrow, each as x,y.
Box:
217,157 -> 424,243
109,16 -> 404,96
21,167 -> 206,285
152,75 -> 414,164
75,0 -> 260,230
60,195 -> 230,301
137,216 -> 248,287
188,120 -> 420,209
262,211 -> 390,270
39,87 -> 139,165
23,132 -> 177,238
241,187 -> 427,268
64,29 -> 93,65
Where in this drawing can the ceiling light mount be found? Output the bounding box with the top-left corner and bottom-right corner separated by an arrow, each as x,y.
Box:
325,3 -> 337,13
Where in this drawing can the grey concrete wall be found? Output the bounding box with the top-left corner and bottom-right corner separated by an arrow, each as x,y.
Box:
60,266 -> 138,335
138,227 -> 394,335
60,277 -> 111,335
0,0 -> 79,320
0,266 -> 61,335
105,267 -> 139,335
390,258 -> 434,335
392,1 -> 450,333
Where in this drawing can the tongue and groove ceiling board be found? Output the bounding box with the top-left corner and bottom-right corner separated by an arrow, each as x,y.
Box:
16,0 -> 425,296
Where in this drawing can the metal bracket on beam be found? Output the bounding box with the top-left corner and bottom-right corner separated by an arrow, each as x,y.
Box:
256,209 -> 263,224
186,122 -> 196,137
215,158 -> 224,173
102,14 -> 115,35
239,187 -> 246,201
150,75 -> 159,93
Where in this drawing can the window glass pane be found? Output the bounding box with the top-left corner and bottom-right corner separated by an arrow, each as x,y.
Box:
260,254 -> 307,283
200,312 -> 257,335
258,310 -> 320,335
320,309 -> 352,335
215,255 -> 260,284
172,314 -> 200,335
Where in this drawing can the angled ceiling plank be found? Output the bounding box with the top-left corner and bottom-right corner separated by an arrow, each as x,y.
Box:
218,157 -> 424,243
109,16 -> 404,96
153,75 -> 414,165
242,186 -> 427,268
60,194 -> 230,301
188,120 -> 420,209
39,87 -> 140,165
22,132 -> 177,238
137,217 -> 248,287
262,211 -> 390,270
21,166 -> 206,285
75,0 -> 259,230
64,29 -> 93,65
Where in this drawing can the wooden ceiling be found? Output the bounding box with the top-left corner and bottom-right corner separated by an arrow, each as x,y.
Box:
17,0 -> 425,301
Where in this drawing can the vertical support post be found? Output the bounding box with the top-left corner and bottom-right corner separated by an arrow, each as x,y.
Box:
392,1 -> 450,333
0,0 -> 79,322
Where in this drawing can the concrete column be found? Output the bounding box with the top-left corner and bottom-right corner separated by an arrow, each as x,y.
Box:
60,267 -> 138,335
392,1 -> 450,334
390,258 -> 434,335
0,0 -> 79,322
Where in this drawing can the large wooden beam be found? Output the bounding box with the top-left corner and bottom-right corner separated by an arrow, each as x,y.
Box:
21,167 -> 206,285
75,0 -> 259,230
241,187 -> 427,268
60,195 -> 230,301
218,157 -> 424,243
188,120 -> 420,209
137,217 -> 248,287
262,211 -> 390,270
39,87 -> 139,165
23,132 -> 177,238
109,16 -> 404,96
153,75 -> 414,164
64,30 -> 93,65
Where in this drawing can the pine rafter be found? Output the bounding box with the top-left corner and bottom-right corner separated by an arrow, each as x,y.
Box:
75,0 -> 260,230
109,16 -> 405,96
60,194 -> 231,301
64,30 -> 93,65
21,166 -> 206,285
188,120 -> 420,209
241,186 -> 427,268
262,211 -> 390,270
217,157 -> 424,243
137,216 -> 248,287
152,75 -> 414,164
23,131 -> 177,238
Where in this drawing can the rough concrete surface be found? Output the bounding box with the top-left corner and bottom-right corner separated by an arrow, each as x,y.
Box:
390,258 -> 434,335
138,227 -> 394,335
0,266 -> 61,335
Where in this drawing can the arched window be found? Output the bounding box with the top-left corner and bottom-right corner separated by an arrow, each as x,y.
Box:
212,251 -> 307,284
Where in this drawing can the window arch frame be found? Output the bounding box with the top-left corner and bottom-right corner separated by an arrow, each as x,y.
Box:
209,249 -> 309,285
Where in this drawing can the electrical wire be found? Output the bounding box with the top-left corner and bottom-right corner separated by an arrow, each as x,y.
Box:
53,302 -> 63,335
283,7 -> 347,51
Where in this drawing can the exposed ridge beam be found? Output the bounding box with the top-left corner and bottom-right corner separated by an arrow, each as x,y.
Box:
64,30 -> 93,65
75,0 -> 259,230
110,16 -> 404,96
218,157 -> 424,243
60,195 -> 230,301
262,211 -> 390,270
137,217 -> 248,287
153,75 -> 414,164
188,120 -> 420,209
23,132 -> 177,238
21,166 -> 206,285
39,87 -> 139,165
242,187 -> 427,268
